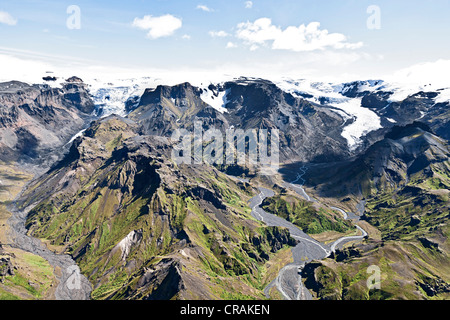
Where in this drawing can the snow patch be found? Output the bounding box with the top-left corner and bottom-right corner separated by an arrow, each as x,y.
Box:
275,79 -> 347,104
435,88 -> 450,104
200,87 -> 229,113
339,80 -> 384,96
117,230 -> 142,261
64,129 -> 86,147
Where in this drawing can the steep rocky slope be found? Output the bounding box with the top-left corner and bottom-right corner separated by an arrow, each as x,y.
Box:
20,116 -> 297,299
305,122 -> 450,199
128,79 -> 350,163
1,75 -> 448,301
298,123 -> 450,300
301,186 -> 450,300
343,81 -> 450,142
0,78 -> 95,166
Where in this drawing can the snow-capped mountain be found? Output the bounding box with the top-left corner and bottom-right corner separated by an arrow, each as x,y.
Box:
80,74 -> 449,156
275,79 -> 385,150
87,78 -> 155,117
275,77 -> 450,150
5,71 -> 448,164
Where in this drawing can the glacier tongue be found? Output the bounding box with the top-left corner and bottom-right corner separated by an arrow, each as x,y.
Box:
88,78 -> 153,117
92,86 -> 135,117
330,98 -> 381,150
276,78 -> 383,150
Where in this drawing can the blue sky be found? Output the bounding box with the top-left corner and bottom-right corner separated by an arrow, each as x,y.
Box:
1,0 -> 450,80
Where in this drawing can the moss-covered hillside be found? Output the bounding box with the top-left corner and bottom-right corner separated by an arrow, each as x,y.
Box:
21,116 -> 297,299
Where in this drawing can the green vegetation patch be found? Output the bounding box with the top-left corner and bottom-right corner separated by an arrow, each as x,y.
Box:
262,195 -> 353,234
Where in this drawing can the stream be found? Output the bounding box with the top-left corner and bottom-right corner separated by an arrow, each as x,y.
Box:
7,199 -> 92,300
6,163 -> 363,301
248,165 -> 368,300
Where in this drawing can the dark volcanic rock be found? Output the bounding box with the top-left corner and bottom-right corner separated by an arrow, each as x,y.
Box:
0,257 -> 15,277
128,79 -> 351,163
417,276 -> 450,297
361,91 -> 392,110
304,122 -> 450,198
340,80 -> 384,98
136,259 -> 184,300
0,79 -> 95,165
65,76 -> 84,83
42,76 -> 57,82
418,237 -> 441,252
330,247 -> 361,262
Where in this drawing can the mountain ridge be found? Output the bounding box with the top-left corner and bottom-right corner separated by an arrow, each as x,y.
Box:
0,74 -> 448,300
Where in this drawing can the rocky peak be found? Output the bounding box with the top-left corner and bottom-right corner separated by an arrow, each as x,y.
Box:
138,82 -> 200,107
339,80 -> 384,98
65,76 -> 84,83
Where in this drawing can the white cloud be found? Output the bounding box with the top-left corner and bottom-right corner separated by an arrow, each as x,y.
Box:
226,42 -> 237,49
374,59 -> 450,102
132,14 -> 182,39
390,59 -> 450,85
209,30 -> 230,38
196,5 -> 214,12
0,11 -> 17,26
236,18 -> 363,52
245,1 -> 253,9
182,34 -> 191,40
0,54 -> 51,83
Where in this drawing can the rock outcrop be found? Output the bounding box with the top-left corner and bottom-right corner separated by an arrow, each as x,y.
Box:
0,256 -> 15,278
0,79 -> 95,165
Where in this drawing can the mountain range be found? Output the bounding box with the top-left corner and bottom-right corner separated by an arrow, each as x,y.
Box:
0,75 -> 448,300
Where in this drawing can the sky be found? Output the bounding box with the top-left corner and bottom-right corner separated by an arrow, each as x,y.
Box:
0,0 -> 450,84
